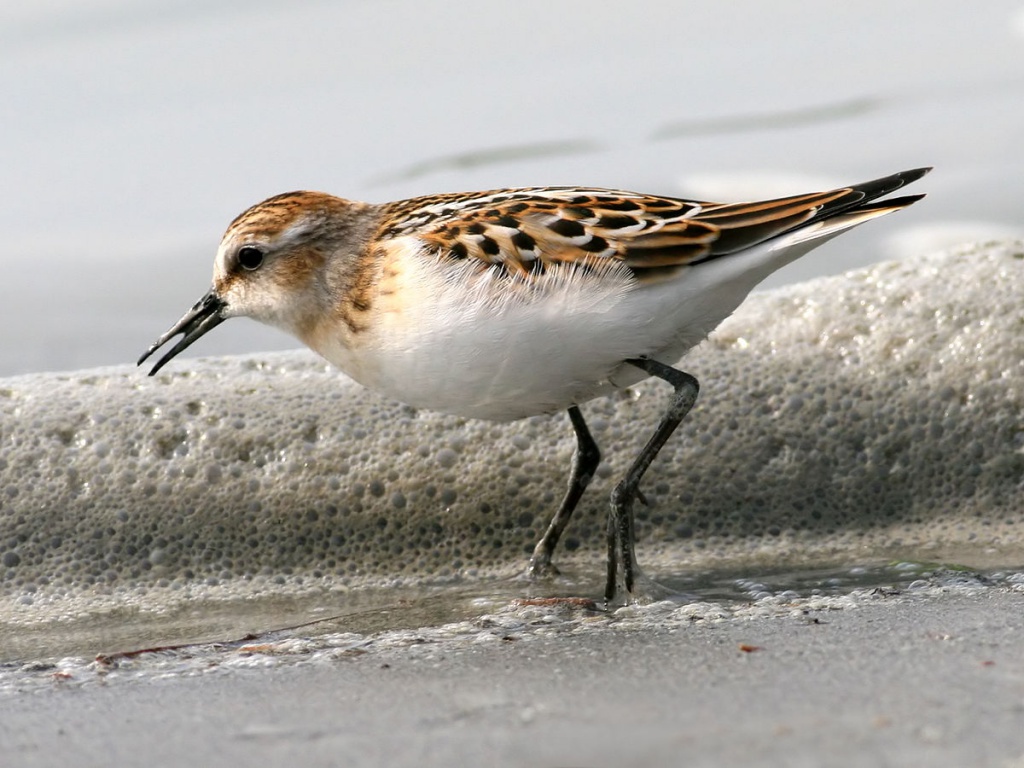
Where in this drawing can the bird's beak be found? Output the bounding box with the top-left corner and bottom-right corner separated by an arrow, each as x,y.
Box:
138,288 -> 228,375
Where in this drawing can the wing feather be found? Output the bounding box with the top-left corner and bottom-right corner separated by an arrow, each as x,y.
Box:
375,169 -> 929,281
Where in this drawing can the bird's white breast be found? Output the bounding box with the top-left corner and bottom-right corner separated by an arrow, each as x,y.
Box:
307,237 -> 794,421
350,247 -> 646,419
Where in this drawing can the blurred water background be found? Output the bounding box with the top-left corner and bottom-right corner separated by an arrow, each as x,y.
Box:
2,0 -> 1023,375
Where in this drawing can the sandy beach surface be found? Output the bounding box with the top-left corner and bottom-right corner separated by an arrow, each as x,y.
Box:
5,579 -> 1024,768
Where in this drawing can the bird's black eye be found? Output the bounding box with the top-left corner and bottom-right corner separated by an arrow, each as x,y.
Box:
237,245 -> 264,271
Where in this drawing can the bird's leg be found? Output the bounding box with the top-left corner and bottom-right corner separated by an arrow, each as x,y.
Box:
528,405 -> 601,577
605,358 -> 699,604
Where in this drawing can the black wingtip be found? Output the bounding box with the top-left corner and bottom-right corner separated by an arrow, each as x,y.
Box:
804,166 -> 931,227
896,167 -> 932,184
850,167 -> 932,202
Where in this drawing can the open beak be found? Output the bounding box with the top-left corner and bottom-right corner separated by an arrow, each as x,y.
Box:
137,289 -> 227,375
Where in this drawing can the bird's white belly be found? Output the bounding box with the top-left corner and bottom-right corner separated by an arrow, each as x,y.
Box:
355,331 -> 626,421
336,264 -> 646,420
309,246 -> 772,421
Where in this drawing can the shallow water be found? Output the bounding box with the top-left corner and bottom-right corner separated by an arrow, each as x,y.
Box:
1,558 -> 1011,666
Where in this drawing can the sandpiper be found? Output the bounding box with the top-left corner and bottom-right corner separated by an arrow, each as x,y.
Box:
140,167 -> 930,603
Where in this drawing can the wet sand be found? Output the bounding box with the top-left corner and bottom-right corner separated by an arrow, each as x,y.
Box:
5,580 -> 1023,768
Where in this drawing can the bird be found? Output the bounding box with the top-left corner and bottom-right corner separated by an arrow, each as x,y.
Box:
139,167 -> 930,604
